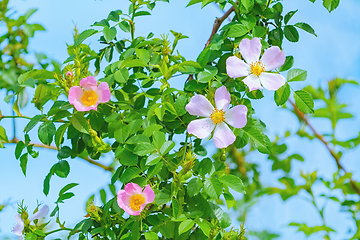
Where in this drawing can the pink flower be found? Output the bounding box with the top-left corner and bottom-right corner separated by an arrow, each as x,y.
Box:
226,37 -> 286,91
185,86 -> 248,149
66,71 -> 73,78
117,183 -> 155,216
13,205 -> 49,239
68,76 -> 111,111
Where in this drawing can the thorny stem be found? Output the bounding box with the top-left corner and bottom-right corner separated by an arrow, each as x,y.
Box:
289,100 -> 360,196
5,138 -> 113,172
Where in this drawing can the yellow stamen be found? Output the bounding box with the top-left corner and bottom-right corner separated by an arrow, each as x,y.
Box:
80,90 -> 98,107
210,108 -> 225,124
129,194 -> 145,211
250,61 -> 265,76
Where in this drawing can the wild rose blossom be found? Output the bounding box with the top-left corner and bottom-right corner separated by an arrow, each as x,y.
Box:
68,76 -> 111,111
117,183 -> 155,216
226,37 -> 286,91
13,205 -> 49,239
185,86 -> 248,149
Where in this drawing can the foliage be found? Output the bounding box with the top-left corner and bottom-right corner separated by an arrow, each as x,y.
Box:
1,0 -> 359,239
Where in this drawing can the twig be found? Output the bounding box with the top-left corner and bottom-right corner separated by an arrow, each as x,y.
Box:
205,6 -> 235,48
289,100 -> 360,196
6,138 -> 113,172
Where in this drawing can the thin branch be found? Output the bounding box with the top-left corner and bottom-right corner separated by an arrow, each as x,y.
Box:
289,100 -> 360,196
205,6 -> 235,48
5,138 -> 113,172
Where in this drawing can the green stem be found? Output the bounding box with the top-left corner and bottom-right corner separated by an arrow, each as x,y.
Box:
45,227 -> 73,236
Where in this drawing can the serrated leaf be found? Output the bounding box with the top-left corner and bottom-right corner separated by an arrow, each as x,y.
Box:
146,152 -> 162,166
274,83 -> 290,106
294,22 -> 317,37
219,175 -> 245,193
24,114 -> 45,133
323,0 -> 340,12
20,153 -> 28,176
134,143 -> 156,156
279,56 -> 294,72
71,112 -> 90,134
119,167 -> 141,183
55,124 -> 69,148
284,10 -> 298,24
294,90 -> 314,114
54,160 -> 70,178
160,141 -> 175,155
204,178 -> 222,199
227,23 -> 249,37
242,127 -> 271,154
103,26 -> 117,43
75,29 -> 98,46
187,178 -> 202,197
178,219 -> 195,235
287,68 -> 307,82
284,25 -> 299,42
59,183 -> 79,196
38,121 -> 56,146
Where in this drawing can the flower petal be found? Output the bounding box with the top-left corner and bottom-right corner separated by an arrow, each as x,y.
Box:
80,76 -> 97,91
224,105 -> 248,129
239,38 -> 261,64
96,82 -> 111,103
260,46 -> 285,71
69,86 -> 83,105
242,74 -> 262,91
124,183 -> 143,195
226,56 -> 250,78
213,122 -> 236,149
117,190 -> 134,215
185,95 -> 214,117
29,205 -> 49,221
13,214 -> 24,236
259,72 -> 286,91
187,118 -> 215,139
142,184 -> 155,204
215,86 -> 230,111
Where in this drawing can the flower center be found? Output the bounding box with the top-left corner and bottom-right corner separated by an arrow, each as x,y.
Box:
250,61 -> 265,76
129,194 -> 145,211
210,108 -> 225,124
80,90 -> 98,107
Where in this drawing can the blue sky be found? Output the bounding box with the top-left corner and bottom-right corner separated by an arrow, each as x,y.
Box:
0,0 -> 360,239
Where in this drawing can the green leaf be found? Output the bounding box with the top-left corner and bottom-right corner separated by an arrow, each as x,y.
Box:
154,190 -> 171,205
134,11 -> 151,17
24,114 -> 45,133
147,162 -> 163,178
178,219 -> 195,235
135,48 -> 151,62
146,152 -> 162,166
284,25 -> 299,42
196,218 -> 211,237
227,23 -> 249,37
120,59 -> 147,68
117,148 -> 138,166
71,112 -> 90,134
223,192 -> 236,210
323,0 -> 340,12
253,26 -> 266,38
204,178 -> 222,199
294,22 -> 317,37
279,56 -> 294,72
219,175 -> 245,193
172,199 -> 179,218
119,167 -> 141,183
0,126 -> 9,142
20,153 -> 28,176
196,47 -> 211,68
119,21 -> 130,32
114,124 -> 129,143
55,124 -> 69,148
187,178 -> 202,197
103,26 -> 117,43
38,121 -> 56,146
294,90 -> 314,114
187,0 -> 202,7
274,83 -> 290,106
284,10 -> 298,24
54,160 -> 70,178
145,232 -> 159,240
75,29 -> 98,46
134,143 -> 156,156
242,127 -> 271,154
107,10 -> 121,22
287,68 -> 307,82
59,183 -> 79,196
160,141 -> 175,155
